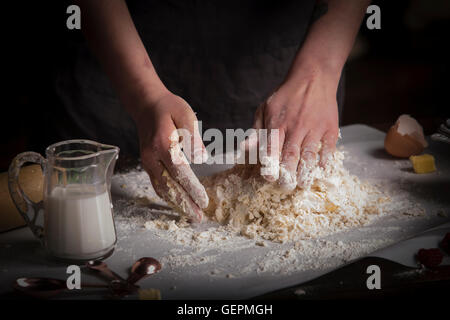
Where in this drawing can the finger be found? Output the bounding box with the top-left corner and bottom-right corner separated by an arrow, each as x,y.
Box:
157,118 -> 209,211
259,94 -> 287,182
161,143 -> 209,209
171,98 -> 208,164
246,103 -> 265,153
237,128 -> 258,165
259,127 -> 284,182
144,159 -> 203,223
278,131 -> 303,191
319,130 -> 338,168
240,104 -> 264,154
297,131 -> 322,188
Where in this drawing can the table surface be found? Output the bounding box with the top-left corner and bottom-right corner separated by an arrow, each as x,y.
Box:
0,124 -> 449,299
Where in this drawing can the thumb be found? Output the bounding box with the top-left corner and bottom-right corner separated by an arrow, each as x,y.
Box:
171,98 -> 208,164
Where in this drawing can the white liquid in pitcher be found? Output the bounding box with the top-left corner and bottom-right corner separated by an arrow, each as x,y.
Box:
44,184 -> 116,260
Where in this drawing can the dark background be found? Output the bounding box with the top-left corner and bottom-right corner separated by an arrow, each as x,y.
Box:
1,0 -> 449,171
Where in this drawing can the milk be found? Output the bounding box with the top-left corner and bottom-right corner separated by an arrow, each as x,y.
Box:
44,184 -> 116,260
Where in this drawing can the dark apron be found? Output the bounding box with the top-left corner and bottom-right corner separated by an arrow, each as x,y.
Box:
48,0 -> 344,156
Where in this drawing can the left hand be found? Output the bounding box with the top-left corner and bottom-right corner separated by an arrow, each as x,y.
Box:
253,65 -> 340,191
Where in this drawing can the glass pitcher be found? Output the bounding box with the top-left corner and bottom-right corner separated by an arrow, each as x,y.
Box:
8,140 -> 119,262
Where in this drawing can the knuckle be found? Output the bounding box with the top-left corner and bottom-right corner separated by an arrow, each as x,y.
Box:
266,100 -> 283,112
282,145 -> 300,161
302,138 -> 320,151
302,149 -> 316,156
301,149 -> 317,161
265,115 -> 281,129
323,131 -> 338,145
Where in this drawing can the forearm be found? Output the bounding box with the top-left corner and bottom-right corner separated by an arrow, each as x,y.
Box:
76,0 -> 168,120
287,0 -> 370,83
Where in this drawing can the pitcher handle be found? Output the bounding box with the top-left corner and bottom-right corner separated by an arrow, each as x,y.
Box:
8,152 -> 46,241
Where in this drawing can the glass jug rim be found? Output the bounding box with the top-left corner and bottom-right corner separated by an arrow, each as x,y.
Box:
46,139 -> 119,161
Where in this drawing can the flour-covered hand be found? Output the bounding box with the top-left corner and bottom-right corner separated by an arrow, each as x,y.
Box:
253,65 -> 340,191
134,92 -> 209,222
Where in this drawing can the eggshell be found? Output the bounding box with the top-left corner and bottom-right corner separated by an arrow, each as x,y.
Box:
384,115 -> 428,158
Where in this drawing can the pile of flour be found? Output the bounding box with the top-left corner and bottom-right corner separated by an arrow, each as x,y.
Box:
201,151 -> 390,243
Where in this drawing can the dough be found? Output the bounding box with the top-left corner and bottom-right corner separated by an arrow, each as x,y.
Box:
201,152 -> 387,242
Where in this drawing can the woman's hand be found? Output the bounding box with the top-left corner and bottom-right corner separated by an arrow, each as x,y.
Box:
133,91 -> 209,222
254,64 -> 340,191
251,0 -> 369,191
76,1 -> 209,221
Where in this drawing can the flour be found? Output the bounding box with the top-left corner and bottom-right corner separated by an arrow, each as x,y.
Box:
164,143 -> 208,222
279,164 -> 297,191
245,238 -> 393,274
259,155 -> 280,181
202,151 -> 391,243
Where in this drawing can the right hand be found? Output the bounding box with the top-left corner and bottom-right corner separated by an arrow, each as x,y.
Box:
133,91 -> 209,222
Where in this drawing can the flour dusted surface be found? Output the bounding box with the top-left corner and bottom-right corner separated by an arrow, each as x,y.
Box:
111,145 -> 430,276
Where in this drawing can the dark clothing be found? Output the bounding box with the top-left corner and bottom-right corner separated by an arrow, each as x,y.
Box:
49,0 -> 344,156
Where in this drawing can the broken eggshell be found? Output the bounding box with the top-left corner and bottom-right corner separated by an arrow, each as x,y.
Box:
384,114 -> 428,158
